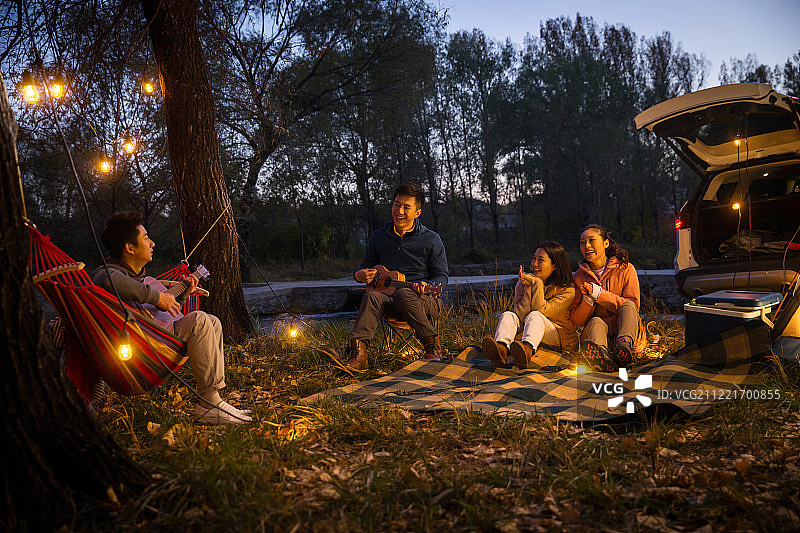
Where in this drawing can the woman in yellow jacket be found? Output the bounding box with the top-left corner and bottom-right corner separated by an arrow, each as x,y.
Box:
482,241 -> 578,368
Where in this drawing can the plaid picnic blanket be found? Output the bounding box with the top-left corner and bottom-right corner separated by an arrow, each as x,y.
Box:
304,321 -> 779,422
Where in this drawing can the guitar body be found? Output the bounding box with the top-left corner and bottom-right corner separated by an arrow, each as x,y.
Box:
140,265 -> 210,331
142,277 -> 184,330
366,265 -> 405,295
366,265 -> 442,297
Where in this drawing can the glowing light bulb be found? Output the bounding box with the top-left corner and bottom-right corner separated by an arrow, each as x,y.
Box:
98,159 -> 112,173
122,138 -> 137,154
49,74 -> 66,99
21,71 -> 39,103
732,202 -> 740,210
119,331 -> 132,361
142,80 -> 155,94
734,139 -> 741,146
289,327 -> 298,338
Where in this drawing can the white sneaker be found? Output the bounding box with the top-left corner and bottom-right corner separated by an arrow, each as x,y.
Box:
193,401 -> 252,425
218,400 -> 253,421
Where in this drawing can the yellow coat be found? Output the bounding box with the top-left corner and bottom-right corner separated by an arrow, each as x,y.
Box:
512,275 -> 578,351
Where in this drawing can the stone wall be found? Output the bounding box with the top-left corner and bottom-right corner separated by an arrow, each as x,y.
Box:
244,270 -> 687,316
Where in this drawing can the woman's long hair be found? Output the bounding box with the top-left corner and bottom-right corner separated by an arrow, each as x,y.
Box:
582,224 -> 629,267
536,241 -> 573,287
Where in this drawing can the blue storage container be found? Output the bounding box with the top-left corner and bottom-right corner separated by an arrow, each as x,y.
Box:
684,290 -> 781,345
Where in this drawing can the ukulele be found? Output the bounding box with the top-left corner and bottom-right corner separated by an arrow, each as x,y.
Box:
366,265 -> 443,297
141,265 -> 210,330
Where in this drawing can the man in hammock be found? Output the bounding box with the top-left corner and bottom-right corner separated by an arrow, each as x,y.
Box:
345,182 -> 449,370
92,211 -> 252,425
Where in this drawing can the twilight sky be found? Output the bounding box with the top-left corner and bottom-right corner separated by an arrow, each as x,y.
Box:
442,0 -> 799,87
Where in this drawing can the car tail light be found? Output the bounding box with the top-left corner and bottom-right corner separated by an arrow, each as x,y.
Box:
675,204 -> 692,231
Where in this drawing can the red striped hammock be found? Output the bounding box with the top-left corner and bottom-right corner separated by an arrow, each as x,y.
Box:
29,224 -> 191,400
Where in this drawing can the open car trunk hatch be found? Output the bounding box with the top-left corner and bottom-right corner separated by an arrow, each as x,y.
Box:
635,83 -> 800,179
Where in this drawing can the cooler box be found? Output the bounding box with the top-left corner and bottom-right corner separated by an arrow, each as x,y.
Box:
684,290 -> 781,345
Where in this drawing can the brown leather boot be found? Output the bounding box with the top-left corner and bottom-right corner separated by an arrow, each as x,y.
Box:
482,336 -> 508,367
420,335 -> 446,361
344,339 -> 368,371
509,340 -> 534,369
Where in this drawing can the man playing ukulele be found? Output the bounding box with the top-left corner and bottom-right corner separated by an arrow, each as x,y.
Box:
345,183 -> 449,370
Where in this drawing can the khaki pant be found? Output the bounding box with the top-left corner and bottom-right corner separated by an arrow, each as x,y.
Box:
173,311 -> 226,399
350,288 -> 441,343
580,300 -> 640,350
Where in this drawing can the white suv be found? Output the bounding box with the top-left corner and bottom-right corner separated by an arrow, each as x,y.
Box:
635,83 -> 800,297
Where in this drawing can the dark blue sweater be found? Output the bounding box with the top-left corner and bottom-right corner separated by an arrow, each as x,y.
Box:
359,221 -> 448,287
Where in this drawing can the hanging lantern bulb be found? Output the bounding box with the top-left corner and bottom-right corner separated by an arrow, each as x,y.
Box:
118,330 -> 132,361
122,136 -> 137,154
21,70 -> 40,104
48,73 -> 66,99
731,202 -> 741,211
97,157 -> 113,174
141,80 -> 155,95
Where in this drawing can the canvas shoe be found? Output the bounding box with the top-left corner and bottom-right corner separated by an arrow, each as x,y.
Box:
580,340 -> 617,373
193,400 -> 252,425
611,337 -> 633,368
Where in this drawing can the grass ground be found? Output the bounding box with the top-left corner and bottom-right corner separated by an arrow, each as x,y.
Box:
92,293 -> 800,532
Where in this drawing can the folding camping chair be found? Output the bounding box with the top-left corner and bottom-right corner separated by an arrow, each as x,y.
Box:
380,308 -> 440,357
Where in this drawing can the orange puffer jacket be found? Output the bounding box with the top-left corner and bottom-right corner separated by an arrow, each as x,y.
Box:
570,257 -> 647,354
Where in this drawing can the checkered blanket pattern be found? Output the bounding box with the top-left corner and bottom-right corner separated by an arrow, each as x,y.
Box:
303,321 -> 774,421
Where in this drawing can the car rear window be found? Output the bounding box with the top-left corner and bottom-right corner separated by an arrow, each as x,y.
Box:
653,101 -> 797,145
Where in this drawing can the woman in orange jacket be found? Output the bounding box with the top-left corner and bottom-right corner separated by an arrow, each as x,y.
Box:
570,224 -> 647,371
482,241 -> 578,369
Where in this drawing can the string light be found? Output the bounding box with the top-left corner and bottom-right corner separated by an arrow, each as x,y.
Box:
122,136 -> 137,154
48,73 -> 66,99
732,202 -> 741,210
142,80 -> 155,95
289,326 -> 298,338
21,70 -> 40,103
119,330 -> 132,361
98,158 -> 112,174
734,139 -> 741,146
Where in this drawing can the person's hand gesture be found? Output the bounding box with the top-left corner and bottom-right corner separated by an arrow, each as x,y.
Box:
581,281 -> 594,296
355,268 -> 377,284
412,281 -> 428,295
184,274 -> 199,294
518,265 -> 536,285
157,292 -> 181,317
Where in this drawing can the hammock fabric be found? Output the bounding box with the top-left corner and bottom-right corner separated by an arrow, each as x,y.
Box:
28,224 -> 189,401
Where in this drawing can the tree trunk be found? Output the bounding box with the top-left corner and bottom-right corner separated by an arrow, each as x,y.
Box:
238,147 -> 273,283
0,72 -> 149,531
142,0 -> 253,342
517,147 -> 528,249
